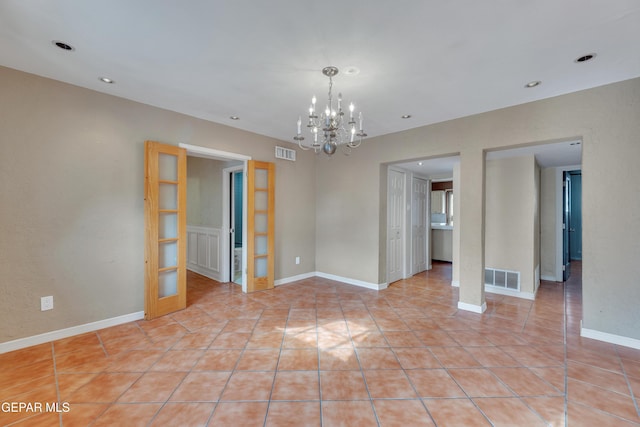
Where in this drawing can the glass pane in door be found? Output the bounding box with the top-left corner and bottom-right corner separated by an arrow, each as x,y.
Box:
255,191 -> 268,211
255,257 -> 267,278
158,269 -> 178,298
255,236 -> 268,256
159,241 -> 178,269
159,213 -> 178,239
158,153 -> 177,181
159,184 -> 177,209
255,214 -> 268,233
255,169 -> 268,188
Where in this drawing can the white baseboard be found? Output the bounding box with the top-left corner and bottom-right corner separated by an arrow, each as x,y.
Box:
275,272 -> 316,286
581,323 -> 640,350
541,274 -> 560,282
485,285 -> 536,300
0,311 -> 145,354
316,272 -> 388,291
457,301 -> 487,314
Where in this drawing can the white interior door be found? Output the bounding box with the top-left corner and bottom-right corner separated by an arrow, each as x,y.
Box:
412,177 -> 428,274
387,168 -> 405,284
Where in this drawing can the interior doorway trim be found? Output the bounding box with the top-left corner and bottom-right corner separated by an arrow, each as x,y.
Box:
223,165 -> 244,286
179,143 -> 251,162
179,143 -> 251,291
555,164 -> 581,281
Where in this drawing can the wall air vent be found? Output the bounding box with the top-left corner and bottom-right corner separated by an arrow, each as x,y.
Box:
485,267 -> 520,291
275,146 -> 296,161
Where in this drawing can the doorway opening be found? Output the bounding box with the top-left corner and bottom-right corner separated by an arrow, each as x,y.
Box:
430,179 -> 454,267
180,143 -> 251,293
562,169 -> 582,281
228,167 -> 244,285
384,155 -> 459,287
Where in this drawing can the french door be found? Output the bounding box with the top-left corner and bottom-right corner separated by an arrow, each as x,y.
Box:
144,141 -> 187,319
246,160 -> 275,292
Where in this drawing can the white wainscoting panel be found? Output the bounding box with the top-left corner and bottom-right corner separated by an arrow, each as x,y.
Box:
187,225 -> 222,282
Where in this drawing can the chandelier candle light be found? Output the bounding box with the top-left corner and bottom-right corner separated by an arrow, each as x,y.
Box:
294,66 -> 367,155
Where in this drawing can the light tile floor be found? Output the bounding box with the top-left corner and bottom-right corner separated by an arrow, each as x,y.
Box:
1,262 -> 639,426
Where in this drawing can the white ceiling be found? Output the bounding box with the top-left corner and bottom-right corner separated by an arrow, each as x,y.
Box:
1,1 -> 639,148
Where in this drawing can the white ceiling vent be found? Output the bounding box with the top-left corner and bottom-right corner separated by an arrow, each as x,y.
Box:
275,146 -> 296,161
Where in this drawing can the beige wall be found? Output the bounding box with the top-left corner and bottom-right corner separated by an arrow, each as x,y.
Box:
187,157 -> 223,228
315,155 -> 381,283
0,66 -> 316,343
186,157 -> 241,228
485,156 -> 538,294
2,64 -> 639,344
315,77 -> 640,340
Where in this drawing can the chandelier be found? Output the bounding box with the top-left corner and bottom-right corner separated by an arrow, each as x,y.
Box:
294,66 -> 367,156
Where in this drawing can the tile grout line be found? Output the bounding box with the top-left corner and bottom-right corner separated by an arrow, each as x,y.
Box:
614,346 -> 640,419
316,295 -> 325,427
563,279 -> 569,427
146,309 -> 218,427
384,292 -> 458,426
135,310 -> 213,424
50,341 -> 63,427
347,291 -> 383,427
260,301 -> 289,427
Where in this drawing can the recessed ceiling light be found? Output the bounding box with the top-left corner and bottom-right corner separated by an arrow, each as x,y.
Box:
418,161 -> 424,166
52,40 -> 75,51
401,115 -> 412,119
575,53 -> 596,63
230,116 -> 240,120
99,77 -> 115,84
344,66 -> 360,76
525,80 -> 541,88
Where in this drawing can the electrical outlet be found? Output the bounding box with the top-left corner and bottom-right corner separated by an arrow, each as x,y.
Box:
295,256 -> 301,265
41,296 -> 53,311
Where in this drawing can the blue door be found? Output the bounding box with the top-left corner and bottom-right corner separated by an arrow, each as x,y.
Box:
569,171 -> 582,260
